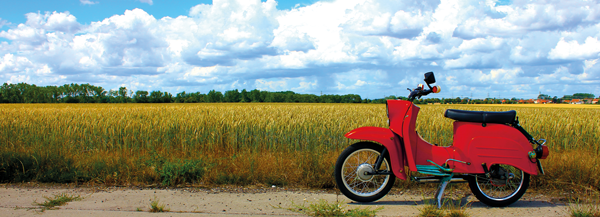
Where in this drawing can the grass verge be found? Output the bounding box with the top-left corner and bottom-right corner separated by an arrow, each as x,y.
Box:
283,199 -> 383,217
568,199 -> 600,217
417,198 -> 471,217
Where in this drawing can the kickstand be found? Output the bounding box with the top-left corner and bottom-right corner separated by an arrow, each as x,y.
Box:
434,175 -> 452,208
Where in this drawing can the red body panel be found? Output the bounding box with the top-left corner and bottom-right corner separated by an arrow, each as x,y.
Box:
345,127 -> 408,180
450,122 -> 538,175
400,103 -> 454,171
346,99 -> 538,177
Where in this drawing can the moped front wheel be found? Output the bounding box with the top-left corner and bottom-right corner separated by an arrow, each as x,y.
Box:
334,142 -> 395,202
468,164 -> 530,207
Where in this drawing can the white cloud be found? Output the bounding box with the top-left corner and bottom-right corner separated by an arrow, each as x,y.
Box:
139,0 -> 153,5
255,79 -> 288,91
549,37 -> 600,60
80,0 -> 98,5
1,0 -> 600,99
0,18 -> 9,27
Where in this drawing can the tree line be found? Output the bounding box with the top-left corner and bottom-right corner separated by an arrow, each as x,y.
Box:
0,83 -> 363,103
0,82 -> 595,104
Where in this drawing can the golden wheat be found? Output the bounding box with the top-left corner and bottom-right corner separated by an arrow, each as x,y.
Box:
0,103 -> 598,190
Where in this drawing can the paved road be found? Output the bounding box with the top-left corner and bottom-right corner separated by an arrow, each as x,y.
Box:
0,185 -> 568,216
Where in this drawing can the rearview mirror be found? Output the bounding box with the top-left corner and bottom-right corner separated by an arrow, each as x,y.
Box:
424,72 -> 436,84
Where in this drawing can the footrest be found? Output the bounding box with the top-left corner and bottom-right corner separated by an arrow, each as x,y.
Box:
416,165 -> 452,176
416,160 -> 454,176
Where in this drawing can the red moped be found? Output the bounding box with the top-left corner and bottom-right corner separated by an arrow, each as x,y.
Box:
334,72 -> 549,207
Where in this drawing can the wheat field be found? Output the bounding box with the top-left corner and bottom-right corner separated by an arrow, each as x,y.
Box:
1,103 -> 598,191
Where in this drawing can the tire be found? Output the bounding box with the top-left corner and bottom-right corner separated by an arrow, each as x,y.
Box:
334,142 -> 396,202
467,164 -> 530,207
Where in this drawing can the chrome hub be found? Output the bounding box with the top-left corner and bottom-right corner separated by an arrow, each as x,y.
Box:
356,163 -> 374,181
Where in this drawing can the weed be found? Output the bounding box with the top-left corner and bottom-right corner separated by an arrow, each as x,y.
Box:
568,199 -> 600,217
136,207 -> 143,212
149,197 -> 169,212
285,199 -> 382,217
417,197 -> 470,217
146,152 -> 211,186
418,204 -> 446,217
34,193 -> 81,211
444,197 -> 471,217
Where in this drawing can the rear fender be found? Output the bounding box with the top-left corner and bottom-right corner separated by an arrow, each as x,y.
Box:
345,127 -> 407,180
451,122 -> 538,175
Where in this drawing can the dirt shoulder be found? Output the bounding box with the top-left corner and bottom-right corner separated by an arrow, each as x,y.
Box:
1,184 -> 568,217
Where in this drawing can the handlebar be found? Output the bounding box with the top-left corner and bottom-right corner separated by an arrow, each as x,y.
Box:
405,72 -> 441,102
407,84 -> 439,101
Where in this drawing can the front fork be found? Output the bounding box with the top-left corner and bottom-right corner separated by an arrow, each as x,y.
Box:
366,147 -> 393,175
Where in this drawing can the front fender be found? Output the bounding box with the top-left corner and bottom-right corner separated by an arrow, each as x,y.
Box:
345,127 -> 407,180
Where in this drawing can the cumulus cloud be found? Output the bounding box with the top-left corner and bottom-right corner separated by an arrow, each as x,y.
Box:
549,37 -> 600,60
1,0 -> 600,98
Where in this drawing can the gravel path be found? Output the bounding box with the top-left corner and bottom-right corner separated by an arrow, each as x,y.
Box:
0,185 -> 568,216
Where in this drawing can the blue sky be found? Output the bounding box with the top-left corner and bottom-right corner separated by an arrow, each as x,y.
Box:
0,0 -> 318,26
1,0 -> 600,99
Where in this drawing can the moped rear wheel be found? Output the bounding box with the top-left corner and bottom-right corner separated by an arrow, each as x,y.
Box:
334,142 -> 395,202
468,164 -> 530,207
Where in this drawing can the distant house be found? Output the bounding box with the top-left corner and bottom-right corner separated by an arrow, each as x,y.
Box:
501,99 -> 506,104
593,99 -> 599,104
584,98 -> 595,104
563,99 -> 571,103
517,99 -> 535,104
571,99 -> 583,104
535,99 -> 550,104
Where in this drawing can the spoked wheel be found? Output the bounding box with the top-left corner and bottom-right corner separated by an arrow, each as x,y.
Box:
468,164 -> 530,207
334,142 -> 395,202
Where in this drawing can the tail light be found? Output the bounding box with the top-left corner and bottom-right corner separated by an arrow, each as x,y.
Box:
535,139 -> 549,159
537,145 -> 549,159
432,85 -> 441,93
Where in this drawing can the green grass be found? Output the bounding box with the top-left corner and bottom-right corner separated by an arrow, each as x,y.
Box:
284,199 -> 383,217
417,198 -> 471,217
569,199 -> 600,217
149,197 -> 169,212
34,193 -> 81,211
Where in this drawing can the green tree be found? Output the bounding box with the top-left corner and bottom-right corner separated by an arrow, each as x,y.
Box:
250,89 -> 262,102
149,91 -> 163,103
134,90 -> 149,103
240,89 -> 250,102
572,93 -> 595,99
224,89 -> 240,102
538,93 -> 550,99
207,90 -> 223,102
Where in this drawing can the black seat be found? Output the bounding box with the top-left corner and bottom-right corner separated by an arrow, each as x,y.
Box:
444,109 -> 516,125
